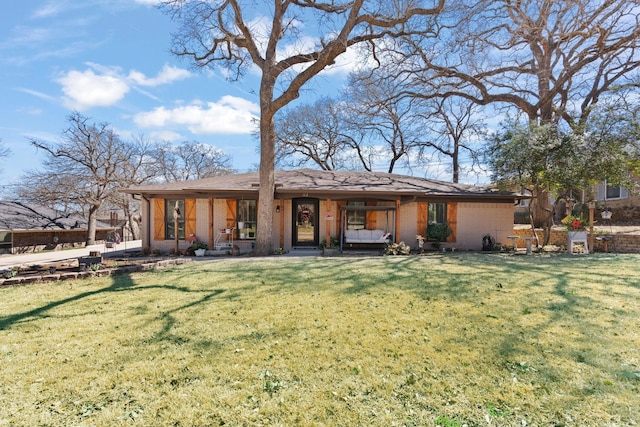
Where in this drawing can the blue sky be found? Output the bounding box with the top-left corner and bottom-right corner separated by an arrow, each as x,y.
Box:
0,0 -> 357,188
1,0 -> 491,191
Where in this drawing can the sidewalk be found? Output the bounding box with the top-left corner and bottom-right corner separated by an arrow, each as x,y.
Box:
0,240 -> 142,270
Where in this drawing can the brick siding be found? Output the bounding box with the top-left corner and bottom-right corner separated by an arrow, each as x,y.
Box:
511,228 -> 640,253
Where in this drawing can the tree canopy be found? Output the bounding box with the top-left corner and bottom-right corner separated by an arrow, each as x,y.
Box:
397,0 -> 640,128
16,113 -> 234,244
488,94 -> 640,243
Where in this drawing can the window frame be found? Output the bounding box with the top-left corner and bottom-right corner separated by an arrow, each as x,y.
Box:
237,199 -> 257,240
428,202 -> 447,225
605,183 -> 622,200
346,201 -> 366,230
427,202 -> 448,242
165,199 -> 185,240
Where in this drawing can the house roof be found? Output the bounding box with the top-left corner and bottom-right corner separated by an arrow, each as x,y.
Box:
0,201 -> 112,232
123,169 -> 520,202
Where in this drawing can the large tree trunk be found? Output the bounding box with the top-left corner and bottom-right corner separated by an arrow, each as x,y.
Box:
255,83 -> 276,256
531,188 -> 553,246
86,204 -> 100,246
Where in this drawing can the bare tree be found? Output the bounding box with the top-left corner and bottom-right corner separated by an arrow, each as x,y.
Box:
19,112 -> 148,245
417,97 -> 485,183
343,71 -> 425,173
0,140 -> 10,197
162,0 -> 444,255
106,135 -> 160,241
276,73 -> 484,180
275,98 -> 366,171
401,0 -> 640,127
387,0 -> 640,226
0,139 -> 9,162
152,140 -> 235,182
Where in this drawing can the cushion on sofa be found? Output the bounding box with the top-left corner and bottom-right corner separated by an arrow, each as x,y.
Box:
344,229 -> 389,243
345,229 -> 359,240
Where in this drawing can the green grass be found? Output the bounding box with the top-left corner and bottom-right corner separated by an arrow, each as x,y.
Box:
1,253 -> 639,426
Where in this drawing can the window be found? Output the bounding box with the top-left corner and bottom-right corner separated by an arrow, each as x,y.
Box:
237,200 -> 257,239
606,184 -> 621,200
165,199 -> 185,240
427,202 -> 449,242
346,201 -> 366,230
0,231 -> 11,255
428,202 -> 447,225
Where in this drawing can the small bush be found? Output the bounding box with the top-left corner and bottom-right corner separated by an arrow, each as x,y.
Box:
384,241 -> 411,255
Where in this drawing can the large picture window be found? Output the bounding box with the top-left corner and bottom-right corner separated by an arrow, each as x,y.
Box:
237,200 -> 257,239
165,199 -> 185,240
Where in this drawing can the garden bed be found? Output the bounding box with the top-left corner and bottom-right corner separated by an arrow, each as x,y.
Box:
0,257 -> 193,287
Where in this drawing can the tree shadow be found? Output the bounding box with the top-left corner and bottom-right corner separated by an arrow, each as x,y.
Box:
0,272 -> 225,331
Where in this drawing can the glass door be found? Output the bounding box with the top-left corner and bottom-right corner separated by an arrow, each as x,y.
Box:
293,198 -> 319,247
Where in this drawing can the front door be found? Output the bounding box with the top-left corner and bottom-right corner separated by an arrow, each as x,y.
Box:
293,198 -> 319,247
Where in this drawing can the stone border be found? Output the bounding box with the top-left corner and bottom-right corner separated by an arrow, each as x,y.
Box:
512,227 -> 640,253
0,258 -> 193,287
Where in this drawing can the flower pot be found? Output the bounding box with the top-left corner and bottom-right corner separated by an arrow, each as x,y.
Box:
568,231 -> 587,240
322,248 -> 338,256
194,248 -> 206,257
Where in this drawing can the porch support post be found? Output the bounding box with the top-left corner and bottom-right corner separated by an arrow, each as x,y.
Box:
394,199 -> 401,243
278,198 -> 285,250
325,198 -> 332,246
208,198 -> 214,251
588,200 -> 595,254
339,208 -> 345,252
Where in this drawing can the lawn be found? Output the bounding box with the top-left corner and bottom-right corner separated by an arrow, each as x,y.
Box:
1,253 -> 638,426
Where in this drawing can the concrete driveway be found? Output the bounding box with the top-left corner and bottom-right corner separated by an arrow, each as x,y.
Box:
0,240 -> 142,270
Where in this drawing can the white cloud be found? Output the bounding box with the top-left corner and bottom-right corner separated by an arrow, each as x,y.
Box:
128,64 -> 192,86
56,63 -> 192,110
32,1 -> 67,18
16,87 -> 57,103
150,130 -> 183,142
58,69 -> 130,110
134,96 -> 260,135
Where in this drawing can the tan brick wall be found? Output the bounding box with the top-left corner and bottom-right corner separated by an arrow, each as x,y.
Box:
511,228 -> 640,253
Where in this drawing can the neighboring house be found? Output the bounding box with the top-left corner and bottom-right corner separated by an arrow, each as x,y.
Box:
0,201 -> 113,254
514,176 -> 640,225
123,169 -> 521,253
97,209 -> 140,242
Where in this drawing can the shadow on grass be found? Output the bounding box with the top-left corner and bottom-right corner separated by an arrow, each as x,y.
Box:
0,272 -> 226,331
202,253 -> 639,370
0,274 -> 135,331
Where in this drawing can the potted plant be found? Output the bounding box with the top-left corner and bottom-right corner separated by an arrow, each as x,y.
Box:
561,214 -> 587,239
320,237 -> 340,256
426,223 -> 452,250
187,240 -> 208,256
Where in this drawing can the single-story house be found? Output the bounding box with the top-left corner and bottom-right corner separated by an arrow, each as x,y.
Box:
0,201 -> 113,254
123,169 -> 520,254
